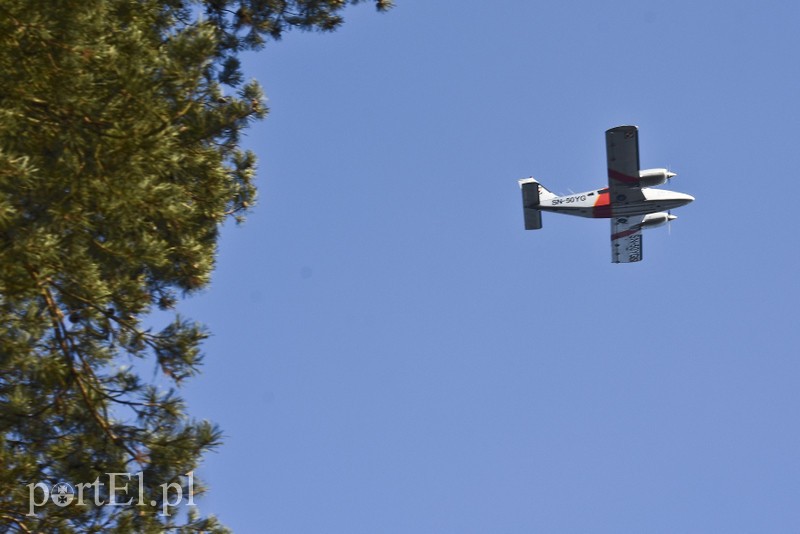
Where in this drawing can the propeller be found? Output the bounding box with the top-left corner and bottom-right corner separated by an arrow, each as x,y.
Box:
667,210 -> 677,235
666,166 -> 676,185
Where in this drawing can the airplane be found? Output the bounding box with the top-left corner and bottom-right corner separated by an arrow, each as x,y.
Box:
519,125 -> 694,263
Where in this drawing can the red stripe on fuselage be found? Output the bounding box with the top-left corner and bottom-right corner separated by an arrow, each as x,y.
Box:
592,190 -> 612,218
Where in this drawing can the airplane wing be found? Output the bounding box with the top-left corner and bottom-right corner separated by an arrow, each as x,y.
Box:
606,125 -> 645,203
611,215 -> 645,263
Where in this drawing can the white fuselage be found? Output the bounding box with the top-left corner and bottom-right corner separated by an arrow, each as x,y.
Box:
538,187 -> 695,218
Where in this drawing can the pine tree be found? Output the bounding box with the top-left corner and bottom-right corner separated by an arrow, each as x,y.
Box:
0,0 -> 391,530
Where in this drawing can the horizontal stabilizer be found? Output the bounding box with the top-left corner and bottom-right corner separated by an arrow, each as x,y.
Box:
519,178 -> 543,230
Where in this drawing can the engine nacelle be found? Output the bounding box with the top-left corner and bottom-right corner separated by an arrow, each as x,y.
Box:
639,168 -> 676,187
641,212 -> 677,229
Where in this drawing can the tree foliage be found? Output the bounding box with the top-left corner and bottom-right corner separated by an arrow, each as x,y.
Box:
0,0 -> 391,530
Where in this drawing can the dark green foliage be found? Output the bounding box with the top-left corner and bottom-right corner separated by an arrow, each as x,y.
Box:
0,0 -> 390,530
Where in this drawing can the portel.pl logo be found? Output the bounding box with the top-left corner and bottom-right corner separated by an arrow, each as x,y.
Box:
27,472 -> 195,517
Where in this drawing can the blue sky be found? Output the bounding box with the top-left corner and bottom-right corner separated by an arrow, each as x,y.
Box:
176,1 -> 800,531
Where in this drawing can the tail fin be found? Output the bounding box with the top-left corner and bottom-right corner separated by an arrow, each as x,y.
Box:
527,178 -> 557,201
519,177 -> 546,230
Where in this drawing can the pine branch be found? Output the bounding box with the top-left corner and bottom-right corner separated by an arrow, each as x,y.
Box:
26,266 -> 140,461
0,513 -> 32,533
